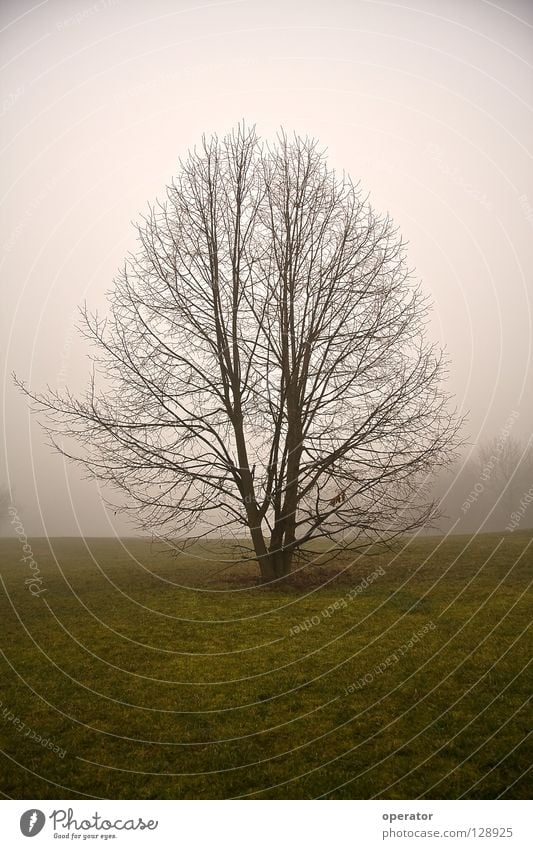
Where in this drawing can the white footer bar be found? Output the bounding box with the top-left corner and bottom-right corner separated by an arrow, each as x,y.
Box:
1,799 -> 530,848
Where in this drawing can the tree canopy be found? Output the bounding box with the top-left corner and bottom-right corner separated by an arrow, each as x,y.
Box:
20,125 -> 461,580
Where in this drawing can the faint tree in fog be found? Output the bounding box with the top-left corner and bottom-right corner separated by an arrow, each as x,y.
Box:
476,435 -> 533,521
0,485 -> 9,524
17,125 -> 461,580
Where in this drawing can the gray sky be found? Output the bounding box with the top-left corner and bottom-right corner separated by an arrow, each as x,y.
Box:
1,0 -> 532,535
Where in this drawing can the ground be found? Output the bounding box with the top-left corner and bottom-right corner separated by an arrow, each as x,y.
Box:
0,532 -> 531,799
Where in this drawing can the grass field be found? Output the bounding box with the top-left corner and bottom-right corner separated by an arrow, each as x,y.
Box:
0,531 -> 531,799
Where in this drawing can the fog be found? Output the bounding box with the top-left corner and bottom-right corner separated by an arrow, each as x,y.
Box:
1,0 -> 532,537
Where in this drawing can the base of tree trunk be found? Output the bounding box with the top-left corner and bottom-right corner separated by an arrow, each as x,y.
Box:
259,552 -> 292,583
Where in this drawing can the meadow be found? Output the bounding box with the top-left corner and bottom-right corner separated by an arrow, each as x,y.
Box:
0,531 -> 531,799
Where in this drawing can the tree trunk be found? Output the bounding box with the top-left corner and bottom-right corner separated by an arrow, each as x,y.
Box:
272,549 -> 293,578
258,546 -> 293,582
247,521 -> 273,582
258,556 -> 276,582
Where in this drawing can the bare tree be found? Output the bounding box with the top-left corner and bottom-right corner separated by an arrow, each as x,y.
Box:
18,125 -> 461,580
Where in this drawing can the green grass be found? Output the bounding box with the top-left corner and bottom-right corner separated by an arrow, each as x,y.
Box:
0,532 -> 531,799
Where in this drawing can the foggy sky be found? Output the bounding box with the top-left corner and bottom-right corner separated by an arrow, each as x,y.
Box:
1,0 -> 532,536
